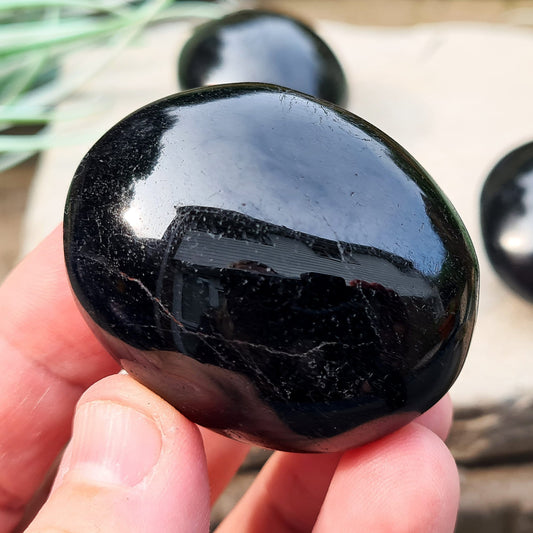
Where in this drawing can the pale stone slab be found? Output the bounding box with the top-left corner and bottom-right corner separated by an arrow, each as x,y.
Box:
457,463 -> 533,533
448,395 -> 533,465
22,20 -> 533,412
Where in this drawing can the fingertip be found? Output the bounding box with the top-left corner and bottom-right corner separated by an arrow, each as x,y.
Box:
75,373 -> 210,495
315,423 -> 459,533
416,394 -> 454,440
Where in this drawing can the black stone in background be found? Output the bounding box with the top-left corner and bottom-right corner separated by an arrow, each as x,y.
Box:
481,141 -> 533,302
64,83 -> 478,452
178,9 -> 348,106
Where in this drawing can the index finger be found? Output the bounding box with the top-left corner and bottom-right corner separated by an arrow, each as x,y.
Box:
0,225 -> 119,531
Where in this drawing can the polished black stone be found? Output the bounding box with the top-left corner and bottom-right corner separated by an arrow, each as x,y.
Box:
481,141 -> 533,301
64,83 -> 478,452
178,9 -> 347,106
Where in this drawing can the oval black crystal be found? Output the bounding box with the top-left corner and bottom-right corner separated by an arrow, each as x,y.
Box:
481,141 -> 533,301
178,9 -> 347,106
64,83 -> 478,452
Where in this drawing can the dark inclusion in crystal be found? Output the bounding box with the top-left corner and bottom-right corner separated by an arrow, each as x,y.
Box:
481,141 -> 533,301
64,83 -> 478,452
177,9 -> 347,106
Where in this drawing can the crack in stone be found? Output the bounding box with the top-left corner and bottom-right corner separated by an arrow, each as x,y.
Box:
78,253 -> 345,375
118,270 -> 185,329
220,337 -> 339,360
116,264 -> 340,362
116,270 -> 229,361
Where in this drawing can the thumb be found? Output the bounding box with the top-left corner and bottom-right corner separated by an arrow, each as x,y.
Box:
26,374 -> 210,533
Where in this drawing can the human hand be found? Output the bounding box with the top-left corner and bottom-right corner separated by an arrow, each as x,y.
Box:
0,226 -> 459,532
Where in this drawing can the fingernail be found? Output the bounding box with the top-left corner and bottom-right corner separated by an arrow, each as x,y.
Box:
68,401 -> 162,487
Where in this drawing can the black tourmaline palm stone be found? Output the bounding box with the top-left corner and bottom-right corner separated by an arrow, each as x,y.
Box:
64,83 -> 478,452
178,9 -> 347,106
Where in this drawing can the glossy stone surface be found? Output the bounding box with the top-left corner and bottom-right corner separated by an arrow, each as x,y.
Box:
178,9 -> 347,105
481,141 -> 533,301
64,83 -> 478,452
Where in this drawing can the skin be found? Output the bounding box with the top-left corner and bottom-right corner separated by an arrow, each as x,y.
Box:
0,226 -> 459,532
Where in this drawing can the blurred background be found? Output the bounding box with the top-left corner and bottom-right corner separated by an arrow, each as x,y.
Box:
3,1 -> 533,531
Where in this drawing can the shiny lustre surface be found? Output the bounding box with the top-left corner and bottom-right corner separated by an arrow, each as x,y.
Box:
481,141 -> 533,301
178,9 -> 347,105
64,83 -> 478,452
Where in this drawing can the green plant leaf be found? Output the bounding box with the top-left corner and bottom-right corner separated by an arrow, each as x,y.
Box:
0,0 -> 228,172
